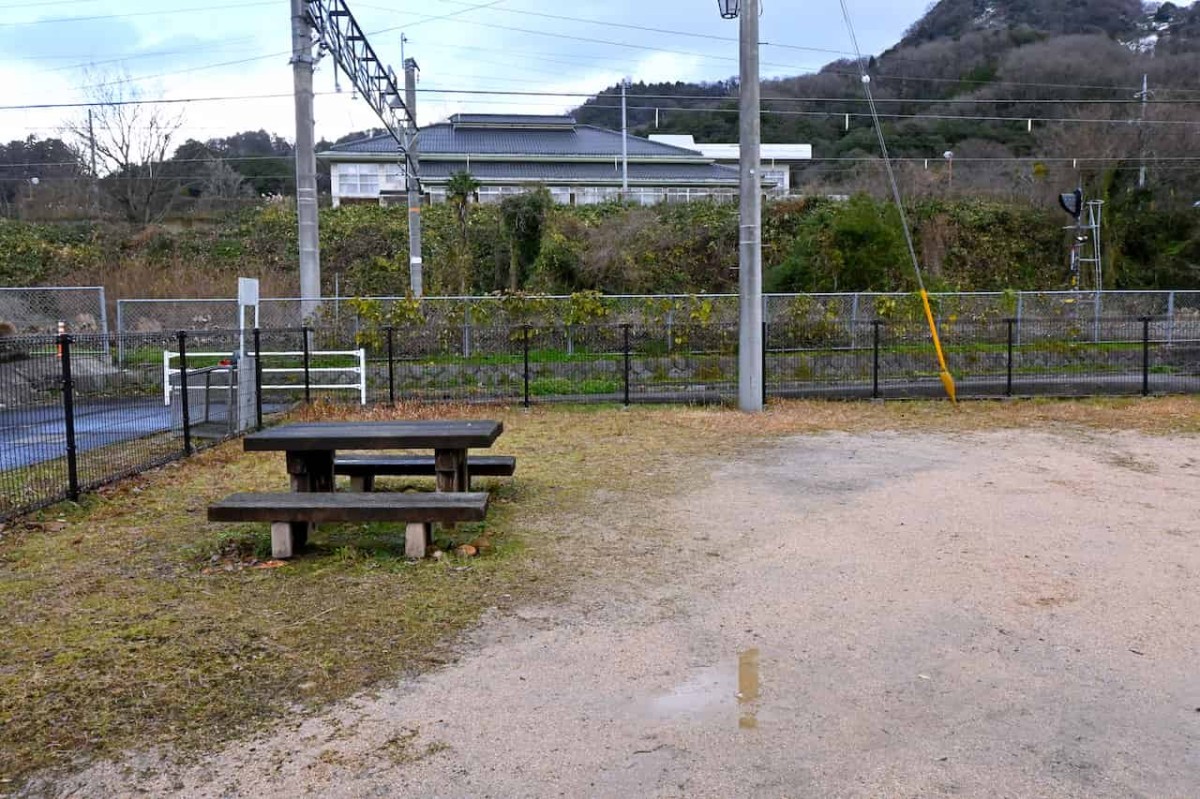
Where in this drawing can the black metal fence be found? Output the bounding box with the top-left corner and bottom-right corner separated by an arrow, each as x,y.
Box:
0,316 -> 1196,522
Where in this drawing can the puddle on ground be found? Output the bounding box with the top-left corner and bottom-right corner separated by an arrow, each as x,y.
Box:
738,647 -> 760,729
649,648 -> 762,731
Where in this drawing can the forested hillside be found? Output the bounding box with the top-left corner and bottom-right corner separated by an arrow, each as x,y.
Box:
4,195 -> 1196,303
576,0 -> 1200,206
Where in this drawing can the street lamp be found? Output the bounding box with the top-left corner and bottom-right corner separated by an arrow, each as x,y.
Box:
718,0 -> 763,411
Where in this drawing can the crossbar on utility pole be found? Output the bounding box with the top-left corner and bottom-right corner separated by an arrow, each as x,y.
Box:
405,58 -> 423,297
737,0 -> 764,411
291,0 -> 321,324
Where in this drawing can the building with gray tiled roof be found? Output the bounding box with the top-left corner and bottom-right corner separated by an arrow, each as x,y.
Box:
318,113 -> 755,207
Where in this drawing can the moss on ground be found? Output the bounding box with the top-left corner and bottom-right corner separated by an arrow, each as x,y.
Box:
2,396 -> 1198,786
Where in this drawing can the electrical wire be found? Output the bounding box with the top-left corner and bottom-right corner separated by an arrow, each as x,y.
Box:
838,0 -> 956,402
5,87 -> 1200,130
14,2 -> 1195,107
9,156 -> 1200,171
5,0 -> 1196,105
0,0 -> 277,27
356,0 -> 857,59
20,160 -> 1200,183
0,0 -> 103,9
355,0 -> 1191,95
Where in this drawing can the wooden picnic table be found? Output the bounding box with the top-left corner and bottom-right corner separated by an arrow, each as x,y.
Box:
243,420 -> 504,496
230,420 -> 502,558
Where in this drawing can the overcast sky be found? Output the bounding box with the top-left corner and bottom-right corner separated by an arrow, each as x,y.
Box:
0,0 -> 931,149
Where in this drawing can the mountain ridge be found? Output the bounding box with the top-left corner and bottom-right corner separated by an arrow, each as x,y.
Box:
573,0 -> 1200,204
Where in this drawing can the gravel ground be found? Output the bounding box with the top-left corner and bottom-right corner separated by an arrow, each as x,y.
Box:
41,428 -> 1200,798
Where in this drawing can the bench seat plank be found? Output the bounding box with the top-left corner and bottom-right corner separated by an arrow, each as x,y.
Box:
208,491 -> 489,525
334,455 -> 516,478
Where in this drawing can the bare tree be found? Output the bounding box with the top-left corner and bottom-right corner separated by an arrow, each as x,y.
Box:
64,70 -> 185,224
200,157 -> 251,200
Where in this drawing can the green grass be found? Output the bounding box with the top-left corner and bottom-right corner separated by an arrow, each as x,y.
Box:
528,376 -> 621,396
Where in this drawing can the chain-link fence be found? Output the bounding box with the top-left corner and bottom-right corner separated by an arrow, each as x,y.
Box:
0,286 -> 108,335
116,291 -> 1200,354
2,315 -> 1198,522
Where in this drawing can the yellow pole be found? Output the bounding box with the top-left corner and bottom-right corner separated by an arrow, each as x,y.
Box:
920,290 -> 957,403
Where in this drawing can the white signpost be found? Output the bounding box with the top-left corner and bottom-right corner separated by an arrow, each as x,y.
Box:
237,277 -> 260,357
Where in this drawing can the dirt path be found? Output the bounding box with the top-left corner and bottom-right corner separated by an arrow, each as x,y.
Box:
47,428 -> 1200,798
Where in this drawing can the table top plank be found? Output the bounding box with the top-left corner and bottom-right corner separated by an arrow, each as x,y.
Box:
243,420 -> 503,452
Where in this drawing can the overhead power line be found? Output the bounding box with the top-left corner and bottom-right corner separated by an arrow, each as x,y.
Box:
0,0 -> 103,9
16,0 -> 1193,105
6,87 -> 1200,128
12,0 -> 514,100
0,36 -> 259,65
11,152 -> 1200,170
356,0 -> 856,58
353,1 -> 1191,95
17,161 -> 1200,183
0,0 -> 277,27
0,92 -> 306,111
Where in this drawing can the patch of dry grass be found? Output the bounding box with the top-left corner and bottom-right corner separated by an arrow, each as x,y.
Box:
1,396 -> 1197,787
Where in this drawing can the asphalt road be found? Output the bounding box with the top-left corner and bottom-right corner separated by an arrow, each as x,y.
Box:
0,398 -> 174,472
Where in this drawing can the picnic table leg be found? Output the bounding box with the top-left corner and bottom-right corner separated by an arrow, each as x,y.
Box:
284,449 -> 335,552
405,522 -> 430,559
348,475 -> 375,493
434,448 -> 469,539
271,522 -> 295,559
434,448 -> 468,492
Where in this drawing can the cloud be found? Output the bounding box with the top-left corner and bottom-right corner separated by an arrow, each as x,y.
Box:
0,17 -> 143,63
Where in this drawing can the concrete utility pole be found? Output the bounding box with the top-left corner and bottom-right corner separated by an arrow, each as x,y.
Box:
291,0 -> 321,322
87,109 -> 97,176
404,58 -> 423,297
621,79 -> 630,194
1137,73 -> 1149,189
736,0 -> 764,411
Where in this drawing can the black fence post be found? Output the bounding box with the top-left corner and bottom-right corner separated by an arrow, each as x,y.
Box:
386,325 -> 396,405
622,323 -> 631,407
872,320 -> 882,400
1005,318 -> 1015,398
761,321 -> 768,406
177,330 -> 192,456
253,327 -> 263,430
301,325 -> 312,404
59,333 -> 80,502
522,324 -> 531,409
1141,316 -> 1151,397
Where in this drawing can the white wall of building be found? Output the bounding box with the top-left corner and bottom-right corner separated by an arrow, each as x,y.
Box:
648,135 -> 812,196
328,164 -> 739,207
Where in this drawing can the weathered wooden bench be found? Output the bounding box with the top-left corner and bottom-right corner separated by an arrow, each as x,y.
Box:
208,491 -> 489,559
334,454 -> 517,492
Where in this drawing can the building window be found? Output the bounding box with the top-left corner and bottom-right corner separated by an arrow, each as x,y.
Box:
762,169 -> 789,193
338,164 -> 380,196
